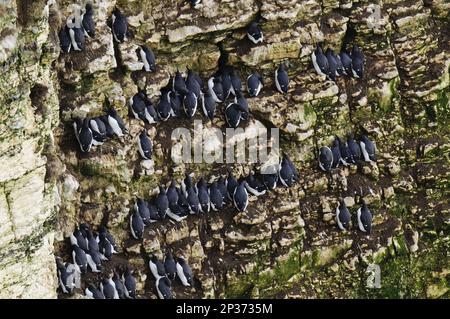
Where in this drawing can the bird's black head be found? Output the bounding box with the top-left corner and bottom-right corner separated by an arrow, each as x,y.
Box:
85,2 -> 93,12
360,198 -> 367,207
316,43 -> 324,53
113,7 -> 122,16
166,251 -> 174,259
352,44 -> 361,54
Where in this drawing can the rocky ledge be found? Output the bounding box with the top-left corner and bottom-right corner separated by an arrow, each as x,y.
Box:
0,0 -> 448,299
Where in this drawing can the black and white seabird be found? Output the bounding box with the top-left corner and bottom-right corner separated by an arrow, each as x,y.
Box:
176,257 -> 194,287
197,177 -> 210,213
140,45 -> 156,72
99,115 -> 115,138
262,172 -> 279,190
149,255 -> 166,280
167,186 -> 188,221
337,136 -> 351,166
275,64 -> 289,94
339,51 -> 353,76
59,26 -> 72,53
122,268 -> 136,299
181,174 -> 196,197
260,165 -> 279,190
225,103 -> 247,128
56,258 -> 76,294
351,44 -> 365,78
130,92 -> 158,124
74,118 -> 93,153
155,186 -> 169,219
85,250 -> 103,273
245,173 -> 266,196
82,3 -> 96,38
164,252 -> 177,281
208,76 -> 225,103
100,277 -> 119,299
83,228 -> 97,252
201,92 -> 216,121
247,72 -> 263,97
311,44 -> 329,77
147,202 -> 161,222
189,0 -> 202,8
107,107 -> 128,137
85,284 -> 105,299
130,210 -> 144,240
230,69 -> 242,95
209,182 -> 224,211
226,172 -> 239,201
183,91 -> 198,119
186,74 -> 202,99
112,272 -> 127,299
97,229 -> 117,260
156,276 -> 174,299
347,133 -> 362,163
233,181 -> 249,212
129,92 -> 147,120
70,227 -> 88,251
138,131 -> 153,160
98,233 -> 113,260
360,135 -> 377,162
89,117 -> 107,145
186,185 -> 201,215
72,245 -> 88,274
279,154 -> 299,187
67,17 -> 86,51
144,102 -> 159,124
336,200 -> 351,231
99,226 -> 118,253
217,176 -> 228,203
135,197 -> 152,226
173,70 -> 188,94
169,90 -> 183,118
112,8 -> 128,43
187,68 -> 203,88
235,91 -> 249,120
330,138 -> 341,169
247,21 -> 263,44
166,180 -> 179,206
357,200 -> 373,234
319,146 -> 333,173
334,51 -> 344,76
168,202 -> 189,222
157,96 -> 172,121
326,48 -> 338,81
219,70 -> 233,100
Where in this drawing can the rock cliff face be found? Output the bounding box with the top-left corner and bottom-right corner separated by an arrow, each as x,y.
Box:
0,0 -> 449,299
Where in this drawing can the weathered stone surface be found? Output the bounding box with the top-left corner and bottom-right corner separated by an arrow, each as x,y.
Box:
0,0 -> 448,299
